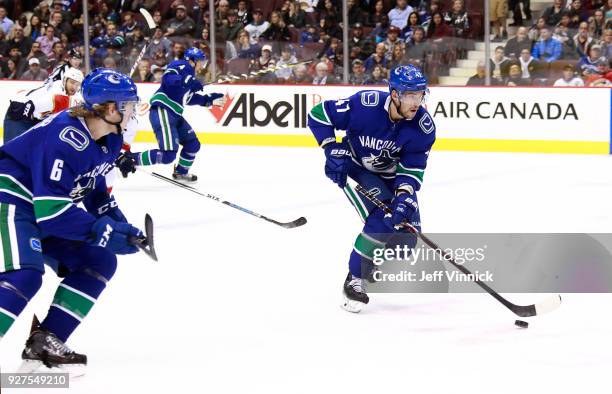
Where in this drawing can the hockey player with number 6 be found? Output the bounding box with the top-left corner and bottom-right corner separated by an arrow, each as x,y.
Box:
307,65 -> 436,313
0,68 -> 144,373
116,47 -> 224,183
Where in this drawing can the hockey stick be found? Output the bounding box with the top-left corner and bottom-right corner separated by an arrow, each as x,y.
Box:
139,169 -> 307,229
215,60 -> 313,84
128,9 -> 157,78
128,213 -> 158,261
353,183 -> 562,318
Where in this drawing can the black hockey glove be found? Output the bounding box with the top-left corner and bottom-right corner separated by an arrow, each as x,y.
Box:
115,152 -> 138,178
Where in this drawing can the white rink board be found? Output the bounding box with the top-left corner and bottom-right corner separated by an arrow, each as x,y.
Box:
0,81 -> 610,153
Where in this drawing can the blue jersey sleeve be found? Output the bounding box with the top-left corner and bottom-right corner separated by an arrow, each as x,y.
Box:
161,65 -> 187,91
307,95 -> 356,147
31,134 -> 97,241
82,175 -> 112,217
394,111 -> 436,193
161,61 -> 201,103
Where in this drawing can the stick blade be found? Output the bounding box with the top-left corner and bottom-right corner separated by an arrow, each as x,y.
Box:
511,295 -> 562,317
130,213 -> 158,262
139,8 -> 157,29
534,294 -> 562,315
280,216 -> 307,229
143,213 -> 158,261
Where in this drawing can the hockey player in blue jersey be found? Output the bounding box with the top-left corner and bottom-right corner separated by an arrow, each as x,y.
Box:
307,65 -> 436,313
0,68 -> 144,372
116,47 -> 224,183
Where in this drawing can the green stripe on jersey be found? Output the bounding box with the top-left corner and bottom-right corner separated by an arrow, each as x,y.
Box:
160,108 -> 172,150
353,233 -> 385,260
150,93 -> 184,115
0,203 -> 13,271
0,307 -> 16,337
178,158 -> 193,168
344,186 -> 368,222
309,103 -> 331,125
140,151 -> 152,166
52,285 -> 96,320
396,165 -> 424,183
33,198 -> 72,222
0,174 -> 33,203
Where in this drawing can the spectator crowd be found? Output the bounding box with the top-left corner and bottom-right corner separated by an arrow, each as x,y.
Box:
0,0 -> 606,86
471,0 -> 611,86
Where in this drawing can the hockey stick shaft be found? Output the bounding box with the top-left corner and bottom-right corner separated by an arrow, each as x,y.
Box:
215,60 -> 313,84
353,183 -> 560,317
129,9 -> 157,78
139,169 -> 306,229
129,44 -> 148,77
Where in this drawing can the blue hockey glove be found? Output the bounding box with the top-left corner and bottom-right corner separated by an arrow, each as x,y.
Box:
188,78 -> 204,92
383,191 -> 419,231
187,93 -> 224,107
103,199 -> 129,223
323,141 -> 351,188
84,192 -> 128,223
115,152 -> 137,178
203,93 -> 224,106
90,216 -> 143,255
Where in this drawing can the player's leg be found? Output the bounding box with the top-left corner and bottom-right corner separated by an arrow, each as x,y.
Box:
0,204 -> 45,340
0,270 -> 43,339
3,116 -> 37,144
172,119 -> 201,182
341,169 -> 394,312
40,239 -> 118,342
130,106 -> 179,167
20,239 -> 117,372
343,195 -> 421,313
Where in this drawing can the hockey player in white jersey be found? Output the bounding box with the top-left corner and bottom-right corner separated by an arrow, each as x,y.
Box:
3,67 -> 84,143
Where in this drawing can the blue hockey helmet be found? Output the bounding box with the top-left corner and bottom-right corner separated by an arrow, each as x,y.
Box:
388,65 -> 428,94
184,47 -> 207,63
81,68 -> 139,111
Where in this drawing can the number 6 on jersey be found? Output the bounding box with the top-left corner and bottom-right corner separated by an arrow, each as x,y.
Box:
50,159 -> 64,181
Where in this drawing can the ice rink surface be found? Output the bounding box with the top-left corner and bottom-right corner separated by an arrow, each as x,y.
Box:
1,144 -> 612,393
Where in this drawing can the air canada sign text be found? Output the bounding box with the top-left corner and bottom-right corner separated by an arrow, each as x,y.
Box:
433,101 -> 578,120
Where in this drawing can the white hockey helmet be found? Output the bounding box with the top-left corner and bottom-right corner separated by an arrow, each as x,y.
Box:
63,67 -> 84,85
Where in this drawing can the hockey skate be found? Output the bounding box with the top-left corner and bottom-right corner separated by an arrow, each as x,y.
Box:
172,167 -> 198,184
341,272 -> 369,313
18,316 -> 87,377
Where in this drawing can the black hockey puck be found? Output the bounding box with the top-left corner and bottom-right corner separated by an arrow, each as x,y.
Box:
514,320 -> 529,328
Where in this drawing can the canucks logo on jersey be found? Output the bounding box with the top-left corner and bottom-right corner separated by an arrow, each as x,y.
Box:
307,89 -> 437,192
361,149 -> 398,173
70,176 -> 96,202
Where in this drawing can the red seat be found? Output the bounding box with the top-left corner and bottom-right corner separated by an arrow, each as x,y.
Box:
159,0 -> 174,17
226,58 -> 251,75
288,27 -> 300,42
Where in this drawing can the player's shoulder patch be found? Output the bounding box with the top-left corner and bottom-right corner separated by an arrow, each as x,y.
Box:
418,112 -> 435,134
59,126 -> 90,151
360,90 -> 380,107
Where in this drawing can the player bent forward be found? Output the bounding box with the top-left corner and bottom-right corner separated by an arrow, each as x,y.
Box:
0,68 -> 144,373
307,65 -> 436,312
116,47 -> 224,184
